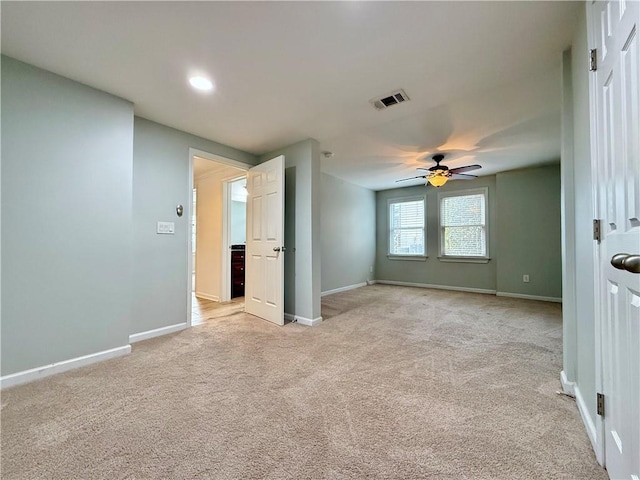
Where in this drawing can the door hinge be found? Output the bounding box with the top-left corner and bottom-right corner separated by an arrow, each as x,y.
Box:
593,219 -> 602,242
589,49 -> 598,71
597,392 -> 605,416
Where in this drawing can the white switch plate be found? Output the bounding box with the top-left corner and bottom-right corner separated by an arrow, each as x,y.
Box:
157,221 -> 175,235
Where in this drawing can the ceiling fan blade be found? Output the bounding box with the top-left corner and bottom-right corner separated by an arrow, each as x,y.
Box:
396,175 -> 426,182
450,173 -> 477,180
448,164 -> 482,174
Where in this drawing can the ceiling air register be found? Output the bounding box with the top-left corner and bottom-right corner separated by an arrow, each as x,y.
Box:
370,89 -> 410,110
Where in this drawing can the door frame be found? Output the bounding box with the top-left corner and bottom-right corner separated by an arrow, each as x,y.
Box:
586,1 -> 606,466
187,148 -> 252,327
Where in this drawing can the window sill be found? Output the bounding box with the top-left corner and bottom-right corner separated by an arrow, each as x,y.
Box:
387,255 -> 428,262
438,256 -> 491,264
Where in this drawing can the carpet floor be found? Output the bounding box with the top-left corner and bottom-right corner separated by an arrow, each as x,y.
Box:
1,285 -> 606,479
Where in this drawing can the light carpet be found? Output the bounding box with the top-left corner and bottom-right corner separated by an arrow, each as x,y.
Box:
1,285 -> 606,479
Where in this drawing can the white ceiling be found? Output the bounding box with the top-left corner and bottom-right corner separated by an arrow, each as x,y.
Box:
193,156 -> 244,181
1,1 -> 580,190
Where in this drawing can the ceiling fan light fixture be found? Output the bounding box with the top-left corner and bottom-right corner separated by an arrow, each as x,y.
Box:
428,174 -> 448,188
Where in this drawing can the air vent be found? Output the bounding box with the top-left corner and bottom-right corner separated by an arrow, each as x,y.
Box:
370,89 -> 410,110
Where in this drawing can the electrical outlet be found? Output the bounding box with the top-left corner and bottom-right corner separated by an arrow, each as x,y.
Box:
523,274 -> 530,283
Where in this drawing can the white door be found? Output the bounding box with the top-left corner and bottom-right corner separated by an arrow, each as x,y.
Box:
590,1 -> 640,478
245,155 -> 285,325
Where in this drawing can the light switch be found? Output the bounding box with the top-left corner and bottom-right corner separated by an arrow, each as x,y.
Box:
157,221 -> 175,234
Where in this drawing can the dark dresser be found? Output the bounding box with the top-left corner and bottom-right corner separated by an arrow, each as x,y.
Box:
230,245 -> 245,298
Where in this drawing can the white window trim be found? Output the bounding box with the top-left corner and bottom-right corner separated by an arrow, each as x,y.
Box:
387,255 -> 428,261
437,187 -> 490,262
387,194 -> 427,258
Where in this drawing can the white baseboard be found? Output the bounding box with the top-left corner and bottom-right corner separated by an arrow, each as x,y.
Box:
195,292 -> 219,302
560,370 -> 576,396
297,315 -> 323,326
574,385 -> 598,455
0,345 -> 131,390
376,279 -> 496,295
284,313 -> 323,326
129,322 -> 187,343
321,282 -> 367,297
496,292 -> 562,303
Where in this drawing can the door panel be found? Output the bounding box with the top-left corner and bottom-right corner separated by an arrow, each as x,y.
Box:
245,155 -> 284,325
591,1 -> 640,478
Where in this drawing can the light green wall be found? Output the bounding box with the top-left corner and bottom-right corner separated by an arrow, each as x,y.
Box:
561,46 -> 578,391
321,173 -> 376,293
376,176 -> 498,291
375,166 -> 562,298
496,164 -> 562,298
260,139 -> 322,322
132,118 -> 257,335
1,56 -> 134,376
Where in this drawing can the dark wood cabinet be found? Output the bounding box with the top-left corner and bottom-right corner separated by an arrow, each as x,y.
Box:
231,249 -> 245,298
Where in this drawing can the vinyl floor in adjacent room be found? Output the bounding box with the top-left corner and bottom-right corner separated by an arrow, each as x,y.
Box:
0,285 -> 607,479
192,294 -> 245,325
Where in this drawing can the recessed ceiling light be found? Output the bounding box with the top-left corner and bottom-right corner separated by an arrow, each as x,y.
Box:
189,76 -> 214,92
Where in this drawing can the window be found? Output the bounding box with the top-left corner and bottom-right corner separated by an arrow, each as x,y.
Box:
439,189 -> 488,258
388,196 -> 425,256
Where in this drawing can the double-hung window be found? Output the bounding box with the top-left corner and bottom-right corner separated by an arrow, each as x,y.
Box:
388,196 -> 426,257
439,188 -> 488,260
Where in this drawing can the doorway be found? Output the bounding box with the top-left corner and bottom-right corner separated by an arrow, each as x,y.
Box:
226,177 -> 248,302
188,149 -> 250,326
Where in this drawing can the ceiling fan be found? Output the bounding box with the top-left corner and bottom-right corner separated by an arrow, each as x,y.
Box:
396,154 -> 482,187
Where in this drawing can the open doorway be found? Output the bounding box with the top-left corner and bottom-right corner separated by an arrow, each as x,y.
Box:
189,150 -> 249,326
227,177 -> 247,301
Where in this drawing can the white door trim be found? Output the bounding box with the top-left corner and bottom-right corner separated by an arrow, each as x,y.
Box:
187,148 -> 252,327
221,180 -> 231,303
586,1 -> 606,465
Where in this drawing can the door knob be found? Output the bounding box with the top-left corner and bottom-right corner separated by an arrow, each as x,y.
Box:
273,247 -> 281,252
611,253 -> 640,274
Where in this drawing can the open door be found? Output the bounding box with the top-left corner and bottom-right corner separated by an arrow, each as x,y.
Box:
589,0 -> 640,477
245,155 -> 284,325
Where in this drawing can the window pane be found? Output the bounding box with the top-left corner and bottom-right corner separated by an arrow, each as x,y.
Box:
390,200 -> 424,228
441,194 -> 485,227
390,228 -> 424,255
440,192 -> 487,257
443,226 -> 486,256
389,198 -> 425,255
